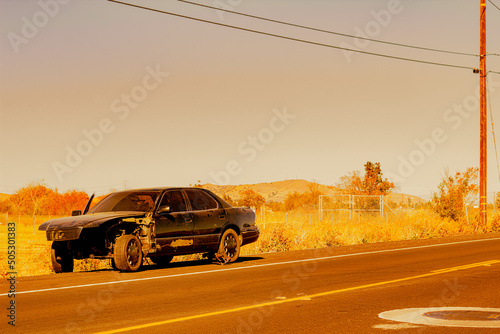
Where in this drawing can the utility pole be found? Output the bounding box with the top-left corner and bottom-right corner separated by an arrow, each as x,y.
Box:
479,0 -> 487,228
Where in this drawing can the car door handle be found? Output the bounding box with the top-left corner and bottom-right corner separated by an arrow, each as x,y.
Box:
183,214 -> 193,223
219,215 -> 226,220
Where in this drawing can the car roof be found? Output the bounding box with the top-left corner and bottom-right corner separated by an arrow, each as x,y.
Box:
102,187 -> 232,208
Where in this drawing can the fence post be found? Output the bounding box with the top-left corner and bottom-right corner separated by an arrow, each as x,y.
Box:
319,195 -> 322,222
380,195 -> 384,218
349,195 -> 352,220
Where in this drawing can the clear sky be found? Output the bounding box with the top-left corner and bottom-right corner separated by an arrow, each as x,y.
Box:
1,0 -> 500,198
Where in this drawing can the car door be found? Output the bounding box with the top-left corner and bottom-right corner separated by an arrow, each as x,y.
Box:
154,190 -> 194,254
184,189 -> 227,251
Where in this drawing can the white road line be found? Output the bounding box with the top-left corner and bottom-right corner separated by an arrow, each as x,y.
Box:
3,237 -> 500,297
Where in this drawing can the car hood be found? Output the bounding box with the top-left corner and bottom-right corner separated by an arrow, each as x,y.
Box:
38,212 -> 146,231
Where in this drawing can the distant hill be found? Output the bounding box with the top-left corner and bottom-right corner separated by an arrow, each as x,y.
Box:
204,179 -> 426,204
204,179 -> 338,203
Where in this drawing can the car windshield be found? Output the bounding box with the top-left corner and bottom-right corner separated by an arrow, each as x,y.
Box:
88,191 -> 160,213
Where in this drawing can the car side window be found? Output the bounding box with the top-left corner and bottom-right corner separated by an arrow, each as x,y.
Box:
185,189 -> 218,211
159,190 -> 187,212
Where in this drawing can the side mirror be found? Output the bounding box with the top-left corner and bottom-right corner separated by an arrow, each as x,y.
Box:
72,210 -> 82,216
158,206 -> 172,214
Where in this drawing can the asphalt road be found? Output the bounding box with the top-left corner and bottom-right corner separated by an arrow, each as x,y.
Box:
2,233 -> 500,334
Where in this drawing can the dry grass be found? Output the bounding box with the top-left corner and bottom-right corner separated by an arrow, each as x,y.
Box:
1,215 -> 55,277
242,208 -> 500,255
1,209 -> 498,278
0,214 -> 112,278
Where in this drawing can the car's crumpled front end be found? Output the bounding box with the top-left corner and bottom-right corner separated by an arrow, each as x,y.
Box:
39,212 -> 145,241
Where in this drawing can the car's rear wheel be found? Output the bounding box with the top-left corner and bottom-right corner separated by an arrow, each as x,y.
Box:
218,228 -> 240,263
51,241 -> 74,273
114,234 -> 143,272
150,255 -> 174,267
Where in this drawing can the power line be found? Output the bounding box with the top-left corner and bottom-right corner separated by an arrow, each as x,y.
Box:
179,0 -> 478,57
488,79 -> 500,183
107,0 -> 475,71
489,0 -> 500,12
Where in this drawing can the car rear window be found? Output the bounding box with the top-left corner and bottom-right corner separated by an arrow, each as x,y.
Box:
185,189 -> 218,211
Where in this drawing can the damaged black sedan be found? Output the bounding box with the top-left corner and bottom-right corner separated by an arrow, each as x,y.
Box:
39,187 -> 259,272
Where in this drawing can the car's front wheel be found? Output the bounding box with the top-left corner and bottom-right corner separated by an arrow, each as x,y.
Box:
114,234 -> 143,272
51,241 -> 74,273
218,228 -> 240,263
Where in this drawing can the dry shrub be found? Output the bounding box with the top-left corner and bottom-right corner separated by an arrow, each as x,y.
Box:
490,214 -> 500,232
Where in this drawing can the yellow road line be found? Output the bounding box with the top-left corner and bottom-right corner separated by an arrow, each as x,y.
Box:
431,260 -> 500,273
95,259 -> 500,334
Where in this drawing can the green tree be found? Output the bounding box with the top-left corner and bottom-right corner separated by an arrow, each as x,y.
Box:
337,161 -> 394,195
266,201 -> 285,212
284,191 -> 304,211
304,182 -> 325,206
4,182 -> 89,216
363,162 -> 394,195
238,189 -> 265,210
47,190 -> 90,215
0,198 -> 11,213
336,171 -> 363,195
284,183 -> 326,210
222,193 -> 236,206
432,167 -> 478,222
9,181 -> 53,216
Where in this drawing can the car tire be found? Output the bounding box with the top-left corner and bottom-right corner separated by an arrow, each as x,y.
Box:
218,228 -> 240,263
151,255 -> 174,267
51,241 -> 74,273
114,234 -> 143,272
